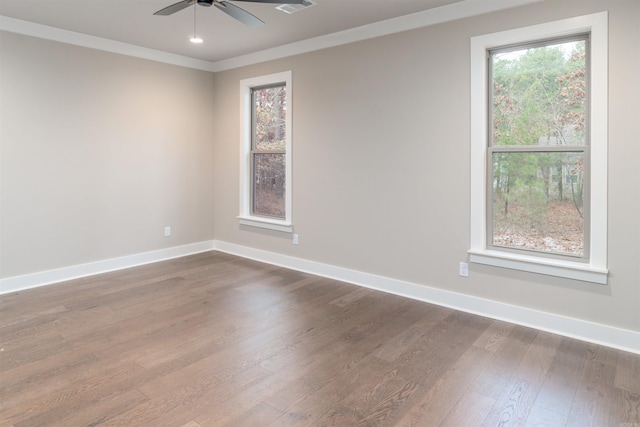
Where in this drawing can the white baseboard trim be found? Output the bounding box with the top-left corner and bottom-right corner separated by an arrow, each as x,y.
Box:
0,240 -> 216,295
2,239 -> 637,354
214,240 -> 640,355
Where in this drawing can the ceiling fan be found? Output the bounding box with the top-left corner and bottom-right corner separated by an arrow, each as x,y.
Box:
154,0 -> 306,28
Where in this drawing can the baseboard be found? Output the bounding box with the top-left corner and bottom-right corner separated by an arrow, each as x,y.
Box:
2,239 -> 637,354
214,240 -> 640,355
0,240 -> 216,295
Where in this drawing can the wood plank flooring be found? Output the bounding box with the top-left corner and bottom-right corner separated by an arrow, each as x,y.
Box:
1,251 -> 639,426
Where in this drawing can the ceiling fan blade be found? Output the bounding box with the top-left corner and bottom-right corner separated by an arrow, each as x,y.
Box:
231,0 -> 306,3
154,0 -> 196,16
214,1 -> 264,27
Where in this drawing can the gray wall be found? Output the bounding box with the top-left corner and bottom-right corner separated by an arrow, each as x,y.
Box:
212,0 -> 640,332
1,0 -> 638,334
0,32 -> 216,277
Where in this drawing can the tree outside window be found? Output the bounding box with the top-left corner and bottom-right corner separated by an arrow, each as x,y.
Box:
251,84 -> 287,218
239,71 -> 292,233
489,36 -> 589,259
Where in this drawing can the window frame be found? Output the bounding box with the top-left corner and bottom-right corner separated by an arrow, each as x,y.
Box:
238,71 -> 293,233
469,12 -> 608,284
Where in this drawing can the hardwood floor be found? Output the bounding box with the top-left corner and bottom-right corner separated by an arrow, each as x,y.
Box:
1,251 -> 639,426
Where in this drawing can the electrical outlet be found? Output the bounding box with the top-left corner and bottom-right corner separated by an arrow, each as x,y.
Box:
459,262 -> 469,277
293,234 -> 299,245
164,226 -> 171,237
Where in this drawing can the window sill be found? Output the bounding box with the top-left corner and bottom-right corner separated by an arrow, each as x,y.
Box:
237,216 -> 293,233
468,249 -> 608,285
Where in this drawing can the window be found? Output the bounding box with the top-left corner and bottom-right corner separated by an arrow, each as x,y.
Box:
489,35 -> 589,259
470,13 -> 608,284
239,71 -> 292,232
251,84 -> 287,217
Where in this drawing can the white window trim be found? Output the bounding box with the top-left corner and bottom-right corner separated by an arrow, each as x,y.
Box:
469,12 -> 608,284
238,71 -> 293,233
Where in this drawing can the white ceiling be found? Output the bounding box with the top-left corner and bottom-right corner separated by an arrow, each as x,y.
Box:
0,0 -> 538,69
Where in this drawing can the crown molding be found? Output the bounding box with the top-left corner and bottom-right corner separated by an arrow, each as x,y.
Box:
1,0 -> 543,73
210,0 -> 543,71
0,15 -> 217,72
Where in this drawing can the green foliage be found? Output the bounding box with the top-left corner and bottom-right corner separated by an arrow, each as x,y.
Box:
492,41 -> 585,147
490,39 -> 587,255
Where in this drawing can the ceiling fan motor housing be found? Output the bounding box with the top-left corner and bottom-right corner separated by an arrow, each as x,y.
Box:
197,0 -> 213,7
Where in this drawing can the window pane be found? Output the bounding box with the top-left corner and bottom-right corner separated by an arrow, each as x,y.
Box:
491,151 -> 584,256
253,85 -> 286,151
253,153 -> 285,217
492,39 -> 586,147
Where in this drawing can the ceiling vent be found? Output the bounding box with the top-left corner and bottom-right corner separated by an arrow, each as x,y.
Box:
276,0 -> 316,14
